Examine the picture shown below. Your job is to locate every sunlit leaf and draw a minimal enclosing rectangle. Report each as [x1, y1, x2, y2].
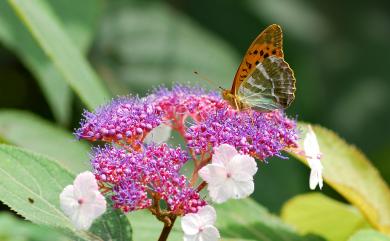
[281, 193, 370, 241]
[348, 229, 390, 241]
[291, 123, 390, 235]
[216, 198, 324, 241]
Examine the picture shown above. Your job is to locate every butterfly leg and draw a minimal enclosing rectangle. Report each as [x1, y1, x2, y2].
[234, 98, 240, 111]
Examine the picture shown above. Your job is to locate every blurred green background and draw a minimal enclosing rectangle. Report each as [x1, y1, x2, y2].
[0, 0, 389, 217]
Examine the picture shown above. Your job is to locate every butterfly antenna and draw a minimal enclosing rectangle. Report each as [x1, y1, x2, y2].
[193, 71, 220, 89]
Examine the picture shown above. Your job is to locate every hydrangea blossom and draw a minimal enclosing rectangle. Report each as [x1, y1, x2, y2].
[75, 84, 299, 240]
[60, 171, 106, 230]
[199, 144, 258, 203]
[181, 205, 220, 241]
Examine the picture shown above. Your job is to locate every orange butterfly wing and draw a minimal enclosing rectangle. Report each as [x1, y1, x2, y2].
[231, 24, 284, 94]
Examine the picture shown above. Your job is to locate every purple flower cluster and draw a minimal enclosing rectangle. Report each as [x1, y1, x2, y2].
[186, 109, 298, 160]
[92, 144, 205, 213]
[76, 84, 298, 217]
[76, 97, 163, 147]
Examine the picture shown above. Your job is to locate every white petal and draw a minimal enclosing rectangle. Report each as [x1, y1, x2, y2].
[303, 126, 320, 159]
[183, 234, 200, 241]
[303, 126, 324, 190]
[60, 185, 78, 217]
[71, 209, 94, 230]
[144, 123, 172, 144]
[309, 159, 323, 190]
[199, 164, 227, 186]
[199, 225, 220, 241]
[73, 171, 99, 200]
[212, 144, 238, 165]
[197, 205, 216, 226]
[208, 179, 235, 203]
[231, 180, 255, 199]
[182, 213, 202, 235]
[228, 154, 258, 181]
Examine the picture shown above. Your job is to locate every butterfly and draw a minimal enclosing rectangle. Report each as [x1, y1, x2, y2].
[221, 24, 296, 112]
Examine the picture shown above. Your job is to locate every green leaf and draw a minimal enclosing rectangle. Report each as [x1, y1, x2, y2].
[90, 202, 132, 241]
[128, 199, 324, 241]
[0, 110, 90, 174]
[93, 0, 239, 95]
[0, 144, 77, 231]
[8, 0, 110, 110]
[128, 210, 183, 241]
[215, 198, 324, 241]
[292, 123, 390, 235]
[0, 213, 69, 241]
[281, 193, 370, 241]
[0, 144, 132, 241]
[348, 229, 390, 241]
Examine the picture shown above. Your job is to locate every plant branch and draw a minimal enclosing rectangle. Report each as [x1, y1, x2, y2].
[158, 216, 177, 241]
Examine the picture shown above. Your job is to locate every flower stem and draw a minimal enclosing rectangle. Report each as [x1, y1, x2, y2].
[196, 181, 207, 192]
[158, 216, 177, 241]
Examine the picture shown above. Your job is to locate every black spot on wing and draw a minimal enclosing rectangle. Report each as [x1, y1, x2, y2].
[245, 61, 252, 69]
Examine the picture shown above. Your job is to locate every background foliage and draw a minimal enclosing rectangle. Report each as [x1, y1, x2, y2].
[0, 0, 389, 240]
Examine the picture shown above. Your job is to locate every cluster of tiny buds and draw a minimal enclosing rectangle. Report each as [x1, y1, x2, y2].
[186, 108, 298, 160]
[76, 97, 163, 146]
[91, 144, 205, 214]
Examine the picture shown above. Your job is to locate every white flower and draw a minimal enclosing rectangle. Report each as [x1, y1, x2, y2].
[144, 123, 172, 144]
[181, 205, 220, 241]
[303, 125, 323, 190]
[60, 171, 106, 230]
[198, 144, 258, 203]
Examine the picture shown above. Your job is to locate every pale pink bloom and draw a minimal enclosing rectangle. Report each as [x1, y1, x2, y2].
[199, 144, 258, 203]
[181, 205, 220, 241]
[60, 171, 106, 230]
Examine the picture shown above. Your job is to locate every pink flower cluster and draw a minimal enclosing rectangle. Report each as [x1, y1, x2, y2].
[152, 85, 225, 124]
